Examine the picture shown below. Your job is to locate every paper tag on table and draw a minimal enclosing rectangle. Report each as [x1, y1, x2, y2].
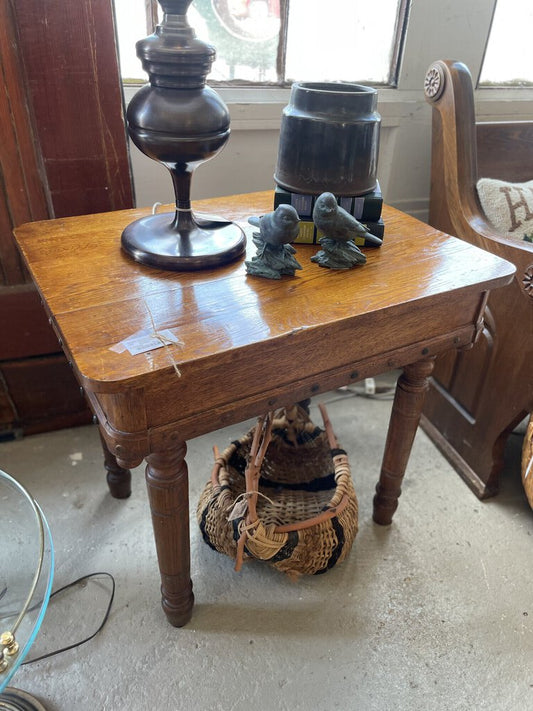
[110, 328, 181, 356]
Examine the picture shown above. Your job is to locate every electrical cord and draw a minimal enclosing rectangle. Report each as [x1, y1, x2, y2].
[21, 572, 115, 666]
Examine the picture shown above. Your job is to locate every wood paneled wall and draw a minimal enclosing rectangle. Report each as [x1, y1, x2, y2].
[0, 0, 134, 438]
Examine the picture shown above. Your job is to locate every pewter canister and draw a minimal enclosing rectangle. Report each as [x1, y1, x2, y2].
[274, 82, 381, 196]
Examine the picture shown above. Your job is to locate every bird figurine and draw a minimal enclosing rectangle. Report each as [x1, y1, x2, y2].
[245, 204, 302, 279]
[311, 192, 382, 269]
[248, 204, 300, 246]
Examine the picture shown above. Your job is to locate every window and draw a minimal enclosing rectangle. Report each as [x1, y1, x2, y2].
[480, 0, 533, 85]
[114, 0, 409, 85]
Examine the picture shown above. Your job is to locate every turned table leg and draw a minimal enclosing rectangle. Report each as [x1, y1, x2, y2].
[145, 442, 194, 627]
[373, 357, 436, 525]
[99, 430, 131, 499]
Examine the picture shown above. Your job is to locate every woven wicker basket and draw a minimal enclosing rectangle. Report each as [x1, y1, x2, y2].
[197, 403, 358, 577]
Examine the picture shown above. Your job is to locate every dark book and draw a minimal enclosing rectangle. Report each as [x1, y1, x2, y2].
[274, 181, 383, 223]
[294, 218, 385, 246]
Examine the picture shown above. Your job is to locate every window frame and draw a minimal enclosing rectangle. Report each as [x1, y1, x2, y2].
[121, 0, 412, 88]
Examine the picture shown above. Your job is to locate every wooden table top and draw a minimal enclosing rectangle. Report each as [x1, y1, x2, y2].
[15, 192, 515, 402]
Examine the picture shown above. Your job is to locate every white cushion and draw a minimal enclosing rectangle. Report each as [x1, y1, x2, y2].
[476, 178, 533, 247]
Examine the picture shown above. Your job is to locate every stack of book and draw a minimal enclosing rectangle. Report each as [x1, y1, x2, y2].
[274, 181, 384, 247]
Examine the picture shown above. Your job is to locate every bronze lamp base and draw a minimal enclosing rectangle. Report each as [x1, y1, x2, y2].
[121, 210, 246, 271]
[122, 0, 247, 272]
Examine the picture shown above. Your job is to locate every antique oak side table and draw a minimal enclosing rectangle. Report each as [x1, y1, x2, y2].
[14, 192, 515, 627]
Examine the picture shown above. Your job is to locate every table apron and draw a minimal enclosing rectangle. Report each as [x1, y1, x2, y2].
[91, 323, 477, 465]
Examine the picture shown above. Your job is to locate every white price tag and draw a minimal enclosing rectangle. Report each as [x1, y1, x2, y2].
[110, 328, 181, 356]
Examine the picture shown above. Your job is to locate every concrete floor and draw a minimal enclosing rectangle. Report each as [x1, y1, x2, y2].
[1, 380, 532, 711]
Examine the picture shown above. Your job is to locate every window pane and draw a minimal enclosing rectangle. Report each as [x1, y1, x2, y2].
[114, 0, 151, 82]
[285, 0, 402, 84]
[194, 0, 280, 81]
[114, 0, 280, 83]
[480, 0, 533, 85]
[114, 0, 403, 84]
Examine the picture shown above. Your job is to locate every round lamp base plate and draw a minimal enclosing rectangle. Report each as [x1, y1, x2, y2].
[121, 212, 247, 271]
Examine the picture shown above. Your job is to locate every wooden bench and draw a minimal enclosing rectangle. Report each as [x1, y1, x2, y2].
[420, 59, 533, 499]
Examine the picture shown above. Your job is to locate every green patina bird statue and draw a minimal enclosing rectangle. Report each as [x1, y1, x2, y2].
[245, 204, 302, 279]
[311, 192, 382, 269]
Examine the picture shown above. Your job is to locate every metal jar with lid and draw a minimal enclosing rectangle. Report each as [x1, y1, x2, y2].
[274, 81, 381, 196]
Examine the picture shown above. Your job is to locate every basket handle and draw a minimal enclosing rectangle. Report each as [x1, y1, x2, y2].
[210, 445, 223, 487]
[318, 402, 339, 449]
[235, 412, 274, 571]
[245, 412, 273, 523]
[234, 405, 351, 569]
[276, 403, 352, 531]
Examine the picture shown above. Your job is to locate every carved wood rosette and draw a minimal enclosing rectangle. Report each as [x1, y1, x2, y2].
[523, 263, 533, 298]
